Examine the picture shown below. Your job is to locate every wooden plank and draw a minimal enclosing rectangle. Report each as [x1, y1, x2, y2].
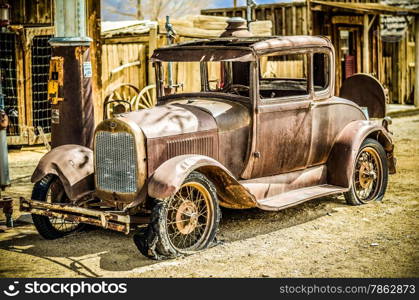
[281, 7, 286, 35]
[103, 36, 150, 44]
[363, 14, 370, 74]
[415, 16, 419, 107]
[101, 44, 108, 100]
[302, 6, 308, 35]
[23, 31, 33, 142]
[14, 28, 28, 145]
[86, 0, 102, 124]
[148, 25, 158, 86]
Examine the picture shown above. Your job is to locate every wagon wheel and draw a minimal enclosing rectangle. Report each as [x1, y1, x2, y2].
[132, 84, 156, 110]
[103, 83, 140, 119]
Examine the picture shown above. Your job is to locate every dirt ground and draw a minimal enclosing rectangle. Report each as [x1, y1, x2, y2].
[0, 115, 418, 278]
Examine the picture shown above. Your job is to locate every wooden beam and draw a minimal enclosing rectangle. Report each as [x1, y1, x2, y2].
[148, 24, 158, 86]
[415, 16, 419, 107]
[363, 14, 370, 74]
[86, 0, 102, 123]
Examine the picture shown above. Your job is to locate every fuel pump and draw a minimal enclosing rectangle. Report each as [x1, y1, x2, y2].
[48, 0, 95, 149]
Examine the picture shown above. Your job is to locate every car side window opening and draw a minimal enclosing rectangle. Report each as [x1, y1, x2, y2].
[158, 61, 251, 98]
[313, 52, 330, 93]
[259, 53, 309, 100]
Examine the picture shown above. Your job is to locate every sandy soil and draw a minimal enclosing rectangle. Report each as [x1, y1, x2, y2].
[0, 115, 418, 278]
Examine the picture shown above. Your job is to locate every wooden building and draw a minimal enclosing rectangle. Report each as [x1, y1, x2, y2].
[202, 0, 419, 105]
[1, 0, 54, 145]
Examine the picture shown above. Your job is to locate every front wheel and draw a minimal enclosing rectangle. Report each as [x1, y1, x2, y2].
[134, 171, 221, 260]
[344, 138, 388, 205]
[31, 174, 83, 239]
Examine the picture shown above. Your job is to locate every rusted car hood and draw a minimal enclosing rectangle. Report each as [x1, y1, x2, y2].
[118, 98, 250, 138]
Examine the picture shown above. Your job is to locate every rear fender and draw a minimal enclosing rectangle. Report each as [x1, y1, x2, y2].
[31, 145, 94, 201]
[148, 155, 257, 209]
[327, 120, 395, 188]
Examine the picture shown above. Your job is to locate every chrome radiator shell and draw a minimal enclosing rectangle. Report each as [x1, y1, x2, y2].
[93, 118, 147, 204]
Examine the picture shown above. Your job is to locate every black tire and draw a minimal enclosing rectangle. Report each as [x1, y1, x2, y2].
[31, 174, 84, 239]
[344, 138, 388, 205]
[134, 171, 221, 260]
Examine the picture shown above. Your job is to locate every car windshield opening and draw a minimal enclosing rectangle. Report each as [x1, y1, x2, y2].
[156, 61, 251, 99]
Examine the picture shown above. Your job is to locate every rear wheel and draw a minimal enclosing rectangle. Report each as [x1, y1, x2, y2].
[344, 138, 388, 205]
[134, 171, 221, 260]
[31, 174, 83, 239]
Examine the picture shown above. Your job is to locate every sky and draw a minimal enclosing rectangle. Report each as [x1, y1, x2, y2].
[102, 0, 292, 21]
[209, 0, 290, 8]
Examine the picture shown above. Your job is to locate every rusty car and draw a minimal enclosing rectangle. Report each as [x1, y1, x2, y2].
[21, 36, 396, 259]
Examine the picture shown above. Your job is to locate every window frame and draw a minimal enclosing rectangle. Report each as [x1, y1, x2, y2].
[312, 49, 333, 101]
[257, 49, 313, 105]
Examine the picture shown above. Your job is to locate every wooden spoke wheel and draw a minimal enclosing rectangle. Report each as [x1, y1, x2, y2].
[133, 84, 156, 110]
[103, 83, 140, 119]
[344, 138, 388, 205]
[133, 172, 221, 259]
[166, 181, 213, 251]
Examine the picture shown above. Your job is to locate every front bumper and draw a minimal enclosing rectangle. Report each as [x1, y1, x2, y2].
[19, 197, 149, 234]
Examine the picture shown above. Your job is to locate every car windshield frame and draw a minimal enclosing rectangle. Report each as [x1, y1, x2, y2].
[153, 47, 256, 101]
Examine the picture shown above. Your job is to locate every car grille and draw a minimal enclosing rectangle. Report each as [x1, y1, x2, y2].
[95, 131, 137, 193]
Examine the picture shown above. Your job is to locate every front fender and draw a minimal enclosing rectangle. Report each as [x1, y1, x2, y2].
[148, 155, 257, 209]
[327, 120, 395, 188]
[31, 144, 94, 201]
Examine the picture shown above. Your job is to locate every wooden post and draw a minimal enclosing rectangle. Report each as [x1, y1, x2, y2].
[363, 14, 370, 74]
[306, 0, 312, 35]
[87, 0, 102, 123]
[148, 24, 158, 86]
[415, 16, 419, 107]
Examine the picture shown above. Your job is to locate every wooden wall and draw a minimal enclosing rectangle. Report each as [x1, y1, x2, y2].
[10, 0, 54, 25]
[382, 23, 416, 104]
[202, 2, 310, 36]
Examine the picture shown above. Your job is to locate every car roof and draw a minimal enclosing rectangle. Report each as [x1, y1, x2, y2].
[159, 36, 332, 54]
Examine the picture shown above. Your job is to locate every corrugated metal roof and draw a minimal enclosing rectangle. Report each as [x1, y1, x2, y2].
[380, 0, 419, 40]
[311, 0, 419, 15]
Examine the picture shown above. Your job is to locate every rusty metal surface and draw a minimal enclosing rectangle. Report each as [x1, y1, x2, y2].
[171, 99, 251, 132]
[152, 47, 255, 62]
[152, 36, 333, 63]
[250, 100, 313, 178]
[147, 154, 257, 209]
[20, 197, 149, 234]
[50, 45, 94, 149]
[339, 73, 387, 118]
[117, 104, 205, 139]
[146, 130, 219, 175]
[257, 184, 348, 211]
[241, 165, 327, 200]
[326, 120, 394, 188]
[31, 144, 94, 201]
[307, 96, 367, 166]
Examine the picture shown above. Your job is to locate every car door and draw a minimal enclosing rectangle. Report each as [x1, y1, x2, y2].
[249, 51, 313, 178]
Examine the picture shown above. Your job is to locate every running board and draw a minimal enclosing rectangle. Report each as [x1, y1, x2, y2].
[256, 185, 348, 211]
